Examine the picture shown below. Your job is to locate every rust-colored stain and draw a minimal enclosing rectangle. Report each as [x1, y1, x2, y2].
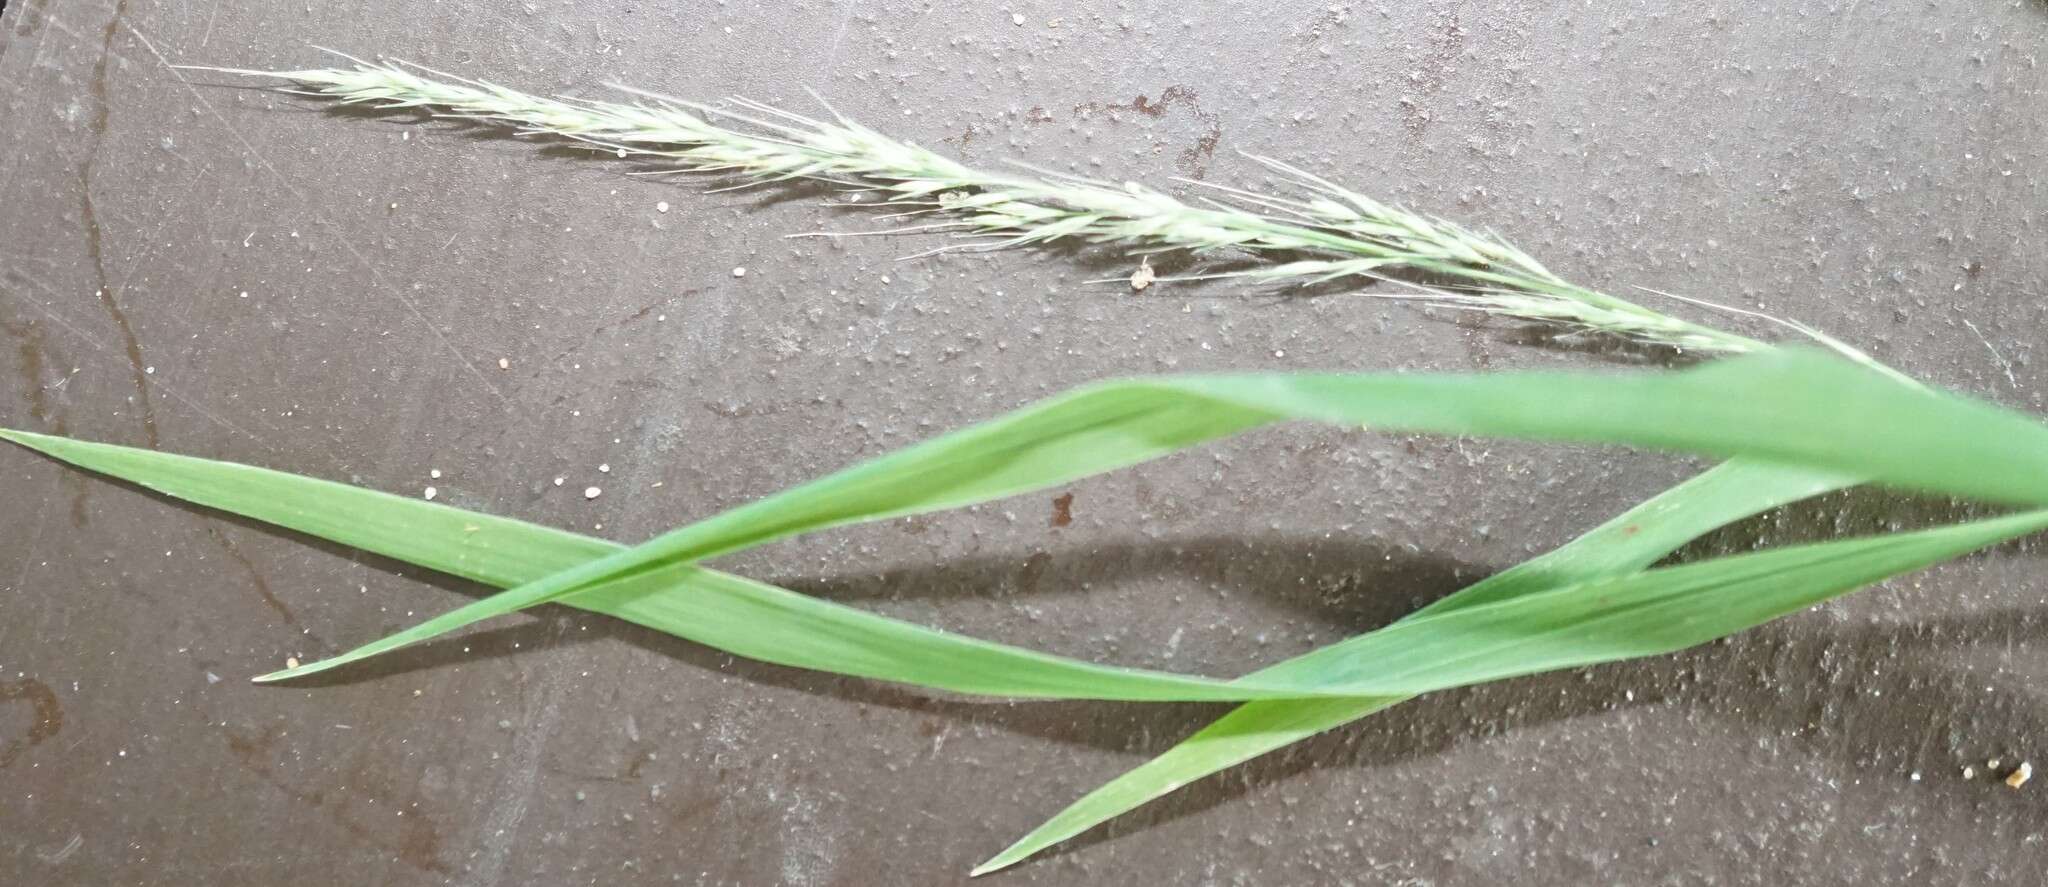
[207, 527, 302, 631]
[1051, 492, 1075, 528]
[1072, 86, 1224, 179]
[0, 679, 63, 769]
[0, 306, 88, 525]
[0, 311, 54, 425]
[224, 724, 448, 872]
[82, 0, 158, 449]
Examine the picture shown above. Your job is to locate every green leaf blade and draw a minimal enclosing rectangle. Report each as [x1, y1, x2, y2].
[973, 458, 1859, 872]
[298, 348, 2048, 681]
[0, 429, 1351, 701]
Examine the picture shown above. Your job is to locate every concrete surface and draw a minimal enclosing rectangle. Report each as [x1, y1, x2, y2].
[4, 1, 2048, 884]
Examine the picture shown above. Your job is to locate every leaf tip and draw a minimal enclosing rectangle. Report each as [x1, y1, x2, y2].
[969, 851, 1023, 877]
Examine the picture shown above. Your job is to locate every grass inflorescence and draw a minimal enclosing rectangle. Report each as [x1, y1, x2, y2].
[185, 55, 1805, 359]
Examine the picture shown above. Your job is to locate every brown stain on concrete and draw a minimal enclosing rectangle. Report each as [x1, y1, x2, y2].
[1050, 492, 1075, 528]
[224, 724, 448, 873]
[1072, 86, 1225, 179]
[0, 678, 63, 769]
[83, 0, 157, 449]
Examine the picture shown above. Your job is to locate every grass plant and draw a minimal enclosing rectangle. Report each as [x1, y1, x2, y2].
[6, 56, 2038, 875]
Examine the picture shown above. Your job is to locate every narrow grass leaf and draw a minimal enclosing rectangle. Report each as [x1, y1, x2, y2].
[273, 348, 2048, 681]
[973, 459, 1859, 873]
[0, 429, 1399, 701]
[7, 429, 2034, 708]
[980, 507, 2048, 870]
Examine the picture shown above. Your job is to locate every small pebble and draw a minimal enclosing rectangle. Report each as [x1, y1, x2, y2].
[553, 477, 565, 486]
[2009, 762, 2034, 789]
[598, 463, 611, 473]
[1012, 12, 1026, 25]
[285, 656, 300, 669]
[423, 486, 438, 500]
[498, 358, 510, 370]
[732, 266, 747, 278]
[1129, 257, 1155, 291]
[429, 469, 442, 479]
[656, 201, 670, 213]
[584, 486, 603, 500]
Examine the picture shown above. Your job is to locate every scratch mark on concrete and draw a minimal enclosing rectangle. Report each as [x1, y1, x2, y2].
[1962, 318, 2019, 389]
[821, 1, 857, 77]
[461, 657, 568, 887]
[0, 284, 266, 442]
[124, 23, 518, 413]
[199, 0, 219, 48]
[34, 834, 82, 865]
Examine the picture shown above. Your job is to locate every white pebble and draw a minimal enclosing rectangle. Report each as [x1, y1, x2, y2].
[598, 463, 611, 473]
[498, 358, 510, 370]
[732, 266, 747, 278]
[584, 486, 603, 500]
[1012, 12, 1026, 25]
[656, 201, 670, 213]
[553, 477, 565, 486]
[423, 486, 437, 500]
[429, 469, 442, 479]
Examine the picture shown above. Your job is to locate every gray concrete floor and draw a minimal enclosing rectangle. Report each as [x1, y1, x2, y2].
[5, 1, 2048, 884]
